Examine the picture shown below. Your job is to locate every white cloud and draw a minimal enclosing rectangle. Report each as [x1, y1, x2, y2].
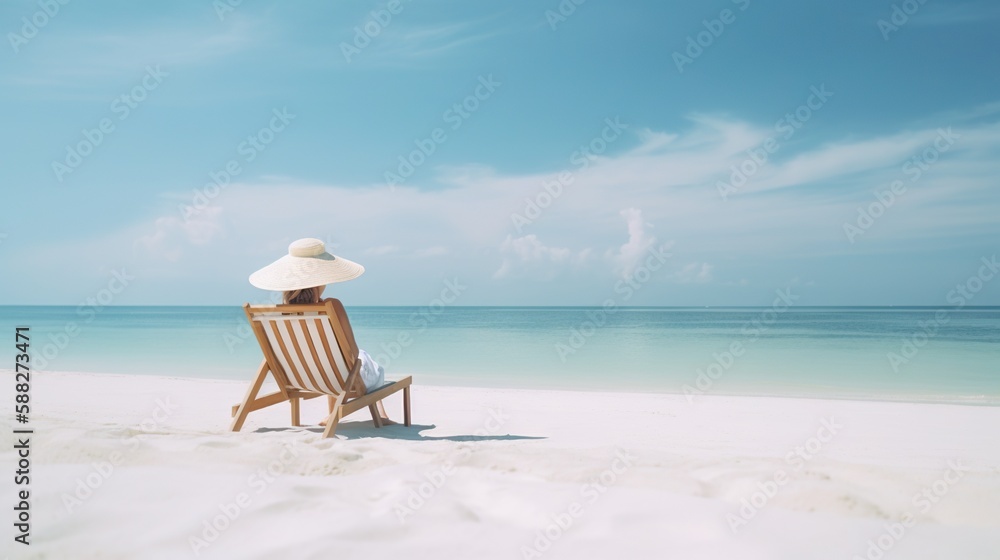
[413, 246, 449, 257]
[15, 109, 1000, 303]
[347, 18, 510, 64]
[740, 129, 952, 194]
[134, 206, 224, 262]
[671, 262, 714, 284]
[612, 208, 656, 278]
[494, 235, 589, 279]
[364, 245, 399, 256]
[4, 16, 267, 93]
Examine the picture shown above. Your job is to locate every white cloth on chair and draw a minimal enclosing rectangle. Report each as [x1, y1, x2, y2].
[357, 349, 385, 392]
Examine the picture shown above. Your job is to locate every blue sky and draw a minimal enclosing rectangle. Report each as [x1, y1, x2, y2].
[1, 0, 998, 306]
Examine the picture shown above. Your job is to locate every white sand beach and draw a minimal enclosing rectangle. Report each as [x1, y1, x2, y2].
[4, 370, 1000, 559]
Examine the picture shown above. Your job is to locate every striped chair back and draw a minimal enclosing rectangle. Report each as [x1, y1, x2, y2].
[246, 305, 358, 396]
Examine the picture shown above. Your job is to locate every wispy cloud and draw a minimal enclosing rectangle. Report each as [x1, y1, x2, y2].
[413, 246, 449, 257]
[134, 206, 225, 262]
[2, 16, 267, 93]
[365, 245, 400, 256]
[392, 20, 505, 58]
[494, 234, 590, 279]
[11, 105, 1000, 302]
[329, 15, 512, 67]
[671, 262, 714, 284]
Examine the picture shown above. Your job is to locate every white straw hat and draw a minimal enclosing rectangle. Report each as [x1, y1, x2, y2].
[249, 238, 365, 291]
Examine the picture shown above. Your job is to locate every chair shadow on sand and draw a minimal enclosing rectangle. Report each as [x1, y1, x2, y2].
[254, 422, 547, 442]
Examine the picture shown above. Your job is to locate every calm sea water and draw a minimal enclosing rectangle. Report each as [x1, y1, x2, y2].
[2, 306, 998, 405]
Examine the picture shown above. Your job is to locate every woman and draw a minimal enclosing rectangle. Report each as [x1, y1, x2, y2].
[249, 237, 392, 424]
[282, 283, 386, 395]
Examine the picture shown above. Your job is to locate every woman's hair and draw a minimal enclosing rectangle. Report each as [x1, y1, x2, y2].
[283, 287, 321, 305]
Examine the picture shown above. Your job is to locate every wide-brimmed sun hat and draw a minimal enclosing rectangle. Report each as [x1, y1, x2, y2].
[249, 238, 365, 291]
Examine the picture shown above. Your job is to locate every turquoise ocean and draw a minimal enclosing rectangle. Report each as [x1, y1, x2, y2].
[2, 306, 998, 405]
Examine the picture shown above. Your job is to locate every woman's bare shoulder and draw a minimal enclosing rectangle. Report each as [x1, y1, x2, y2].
[320, 297, 347, 310]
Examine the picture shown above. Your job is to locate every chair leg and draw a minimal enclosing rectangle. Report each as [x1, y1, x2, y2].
[290, 397, 301, 427]
[230, 360, 269, 432]
[403, 386, 411, 427]
[322, 394, 346, 438]
[369, 405, 383, 428]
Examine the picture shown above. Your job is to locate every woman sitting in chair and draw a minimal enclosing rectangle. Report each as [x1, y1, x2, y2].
[249, 237, 392, 425]
[282, 284, 386, 394]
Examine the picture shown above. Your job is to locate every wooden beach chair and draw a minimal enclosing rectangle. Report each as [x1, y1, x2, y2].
[230, 300, 412, 438]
